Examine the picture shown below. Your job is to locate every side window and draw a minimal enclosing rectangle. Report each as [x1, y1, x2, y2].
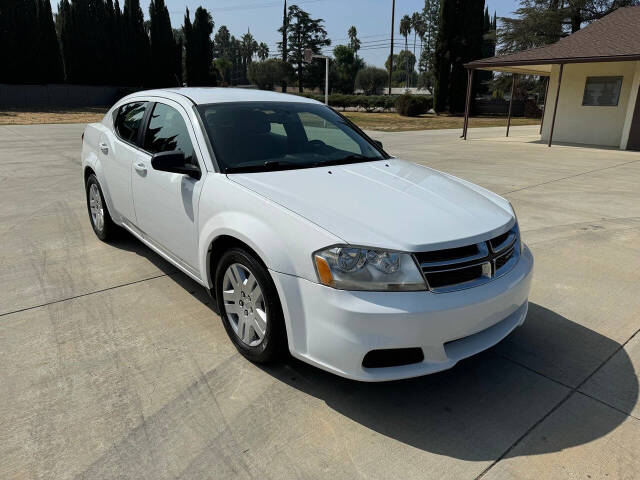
[114, 102, 147, 144]
[144, 103, 196, 163]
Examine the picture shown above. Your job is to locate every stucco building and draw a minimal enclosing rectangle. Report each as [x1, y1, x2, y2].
[464, 6, 640, 151]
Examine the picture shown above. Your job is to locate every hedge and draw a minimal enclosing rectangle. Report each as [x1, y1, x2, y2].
[296, 93, 432, 113]
[394, 94, 433, 116]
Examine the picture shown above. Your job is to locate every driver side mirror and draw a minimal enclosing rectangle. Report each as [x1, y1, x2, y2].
[373, 140, 383, 150]
[151, 151, 201, 180]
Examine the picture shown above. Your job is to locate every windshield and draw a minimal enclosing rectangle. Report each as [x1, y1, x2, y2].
[196, 101, 386, 173]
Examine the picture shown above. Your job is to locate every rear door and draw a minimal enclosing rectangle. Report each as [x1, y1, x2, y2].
[131, 100, 204, 272]
[101, 101, 149, 222]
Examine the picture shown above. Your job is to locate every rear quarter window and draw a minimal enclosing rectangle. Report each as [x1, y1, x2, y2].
[114, 102, 147, 145]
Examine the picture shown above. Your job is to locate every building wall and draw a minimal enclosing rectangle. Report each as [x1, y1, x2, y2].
[620, 61, 640, 149]
[541, 61, 639, 147]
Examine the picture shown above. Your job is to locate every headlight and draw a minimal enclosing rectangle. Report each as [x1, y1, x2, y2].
[313, 246, 427, 291]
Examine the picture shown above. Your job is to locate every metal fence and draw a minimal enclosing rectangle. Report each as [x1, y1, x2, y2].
[0, 84, 138, 108]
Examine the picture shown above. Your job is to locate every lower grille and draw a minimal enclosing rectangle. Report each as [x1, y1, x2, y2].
[362, 348, 424, 368]
[425, 264, 485, 289]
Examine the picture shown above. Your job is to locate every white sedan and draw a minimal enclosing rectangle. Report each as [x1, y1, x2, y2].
[81, 88, 533, 381]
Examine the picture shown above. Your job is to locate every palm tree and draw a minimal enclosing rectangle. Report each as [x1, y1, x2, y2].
[348, 26, 360, 59]
[411, 12, 422, 58]
[240, 31, 259, 72]
[399, 14, 412, 88]
[257, 42, 269, 61]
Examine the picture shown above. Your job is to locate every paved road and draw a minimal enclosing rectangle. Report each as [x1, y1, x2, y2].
[1, 123, 639, 479]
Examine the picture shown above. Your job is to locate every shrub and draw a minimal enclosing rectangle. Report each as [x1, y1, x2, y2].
[354, 67, 388, 95]
[395, 94, 433, 116]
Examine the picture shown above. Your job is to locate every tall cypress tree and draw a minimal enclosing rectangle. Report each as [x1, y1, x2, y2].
[433, 0, 485, 113]
[183, 8, 194, 85]
[36, 0, 64, 83]
[123, 0, 149, 86]
[149, 0, 179, 87]
[184, 7, 214, 86]
[3, 0, 40, 83]
[433, 0, 454, 112]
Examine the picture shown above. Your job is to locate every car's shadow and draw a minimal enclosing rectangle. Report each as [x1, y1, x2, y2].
[114, 234, 638, 461]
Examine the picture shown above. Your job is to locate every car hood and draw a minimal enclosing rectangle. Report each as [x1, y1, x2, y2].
[228, 159, 514, 251]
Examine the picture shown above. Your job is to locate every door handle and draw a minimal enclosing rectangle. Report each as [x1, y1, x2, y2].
[98, 142, 108, 154]
[134, 162, 147, 174]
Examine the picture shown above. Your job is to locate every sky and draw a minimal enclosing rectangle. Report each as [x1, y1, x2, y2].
[57, 0, 521, 67]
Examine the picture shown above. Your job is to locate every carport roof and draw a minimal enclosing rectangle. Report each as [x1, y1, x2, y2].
[465, 6, 640, 75]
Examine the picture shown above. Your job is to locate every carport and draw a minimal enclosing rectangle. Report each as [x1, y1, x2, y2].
[461, 6, 640, 150]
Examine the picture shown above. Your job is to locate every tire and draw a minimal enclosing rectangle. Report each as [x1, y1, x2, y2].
[215, 247, 287, 363]
[85, 173, 119, 242]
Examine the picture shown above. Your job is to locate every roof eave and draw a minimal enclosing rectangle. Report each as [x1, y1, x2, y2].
[465, 54, 640, 71]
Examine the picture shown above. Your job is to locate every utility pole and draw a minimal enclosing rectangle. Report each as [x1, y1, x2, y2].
[388, 0, 395, 95]
[281, 0, 288, 92]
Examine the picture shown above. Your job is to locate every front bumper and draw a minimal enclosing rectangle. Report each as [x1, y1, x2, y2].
[271, 244, 534, 381]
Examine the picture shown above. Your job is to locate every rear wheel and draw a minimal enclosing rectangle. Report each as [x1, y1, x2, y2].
[215, 247, 286, 363]
[85, 174, 118, 242]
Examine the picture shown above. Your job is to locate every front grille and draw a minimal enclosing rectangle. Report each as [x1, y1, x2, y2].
[416, 224, 520, 293]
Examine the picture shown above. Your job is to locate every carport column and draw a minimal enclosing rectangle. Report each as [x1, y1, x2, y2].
[506, 74, 516, 137]
[548, 64, 564, 147]
[462, 69, 474, 140]
[539, 76, 550, 135]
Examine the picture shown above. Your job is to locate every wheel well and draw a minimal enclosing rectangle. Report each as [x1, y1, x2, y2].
[208, 235, 267, 291]
[84, 166, 95, 184]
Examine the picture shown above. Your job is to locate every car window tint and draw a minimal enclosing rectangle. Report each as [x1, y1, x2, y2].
[114, 102, 147, 144]
[298, 112, 361, 154]
[144, 103, 195, 163]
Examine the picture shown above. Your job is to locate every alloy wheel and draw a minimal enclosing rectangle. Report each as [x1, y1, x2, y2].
[222, 263, 267, 346]
[89, 183, 104, 232]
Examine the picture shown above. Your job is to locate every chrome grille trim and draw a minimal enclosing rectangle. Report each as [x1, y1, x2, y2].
[416, 224, 520, 293]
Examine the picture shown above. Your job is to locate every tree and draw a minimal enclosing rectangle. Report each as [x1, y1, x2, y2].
[347, 26, 360, 59]
[433, 0, 485, 113]
[258, 42, 269, 61]
[123, 0, 150, 86]
[248, 58, 292, 90]
[399, 14, 412, 86]
[36, 0, 64, 83]
[240, 31, 259, 80]
[183, 7, 214, 86]
[214, 25, 232, 58]
[421, 0, 440, 75]
[149, 0, 180, 87]
[278, 0, 288, 92]
[411, 12, 423, 59]
[215, 57, 232, 85]
[282, 5, 330, 92]
[499, 0, 638, 54]
[355, 66, 387, 95]
[331, 44, 364, 93]
[385, 50, 417, 87]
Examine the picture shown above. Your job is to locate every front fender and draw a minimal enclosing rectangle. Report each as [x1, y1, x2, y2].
[197, 175, 343, 288]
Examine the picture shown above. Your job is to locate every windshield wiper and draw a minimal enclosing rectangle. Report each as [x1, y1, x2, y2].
[311, 154, 377, 168]
[225, 160, 299, 174]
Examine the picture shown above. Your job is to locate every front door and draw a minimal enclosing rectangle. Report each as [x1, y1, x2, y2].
[627, 84, 640, 151]
[131, 100, 204, 272]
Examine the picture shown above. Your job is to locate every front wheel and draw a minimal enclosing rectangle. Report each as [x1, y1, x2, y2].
[215, 248, 287, 363]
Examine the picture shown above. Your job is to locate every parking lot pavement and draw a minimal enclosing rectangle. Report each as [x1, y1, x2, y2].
[1, 123, 639, 480]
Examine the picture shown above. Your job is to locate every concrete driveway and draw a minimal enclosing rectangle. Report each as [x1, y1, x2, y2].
[1, 123, 639, 480]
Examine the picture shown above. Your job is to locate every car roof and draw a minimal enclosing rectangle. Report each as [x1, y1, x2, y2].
[133, 87, 322, 106]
